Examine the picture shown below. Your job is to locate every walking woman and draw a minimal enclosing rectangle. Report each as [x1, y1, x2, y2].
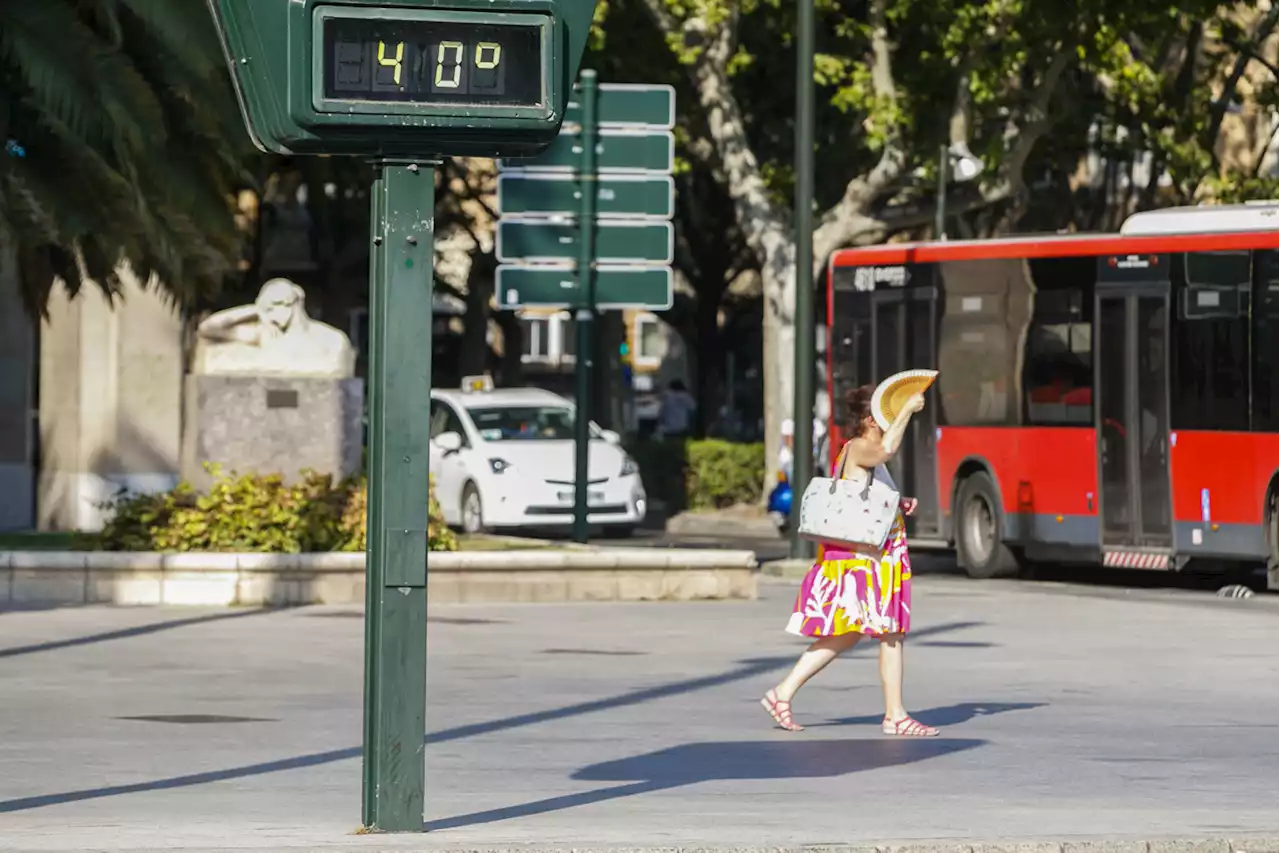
[761, 383, 938, 737]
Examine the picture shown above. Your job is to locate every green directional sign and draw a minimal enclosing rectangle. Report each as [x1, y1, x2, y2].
[563, 83, 675, 129]
[497, 264, 673, 309]
[500, 129, 674, 172]
[498, 173, 674, 218]
[497, 220, 673, 263]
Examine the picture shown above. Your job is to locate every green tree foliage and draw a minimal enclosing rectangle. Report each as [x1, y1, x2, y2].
[587, 0, 1276, 476]
[0, 1, 250, 314]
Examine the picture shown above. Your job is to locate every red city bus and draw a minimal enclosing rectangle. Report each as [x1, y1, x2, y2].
[825, 204, 1279, 587]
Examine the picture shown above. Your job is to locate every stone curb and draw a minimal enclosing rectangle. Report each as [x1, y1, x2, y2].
[23, 836, 1276, 853]
[0, 548, 759, 608]
[760, 556, 814, 579]
[665, 510, 781, 539]
[0, 548, 759, 572]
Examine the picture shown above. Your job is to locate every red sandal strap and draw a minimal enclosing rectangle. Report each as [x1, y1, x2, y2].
[891, 716, 934, 735]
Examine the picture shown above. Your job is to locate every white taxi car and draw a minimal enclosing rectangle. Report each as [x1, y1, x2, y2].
[428, 385, 646, 536]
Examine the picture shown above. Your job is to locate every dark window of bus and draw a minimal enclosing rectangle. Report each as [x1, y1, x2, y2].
[1253, 249, 1279, 432]
[828, 269, 873, 432]
[1171, 250, 1251, 432]
[1022, 256, 1095, 426]
[935, 258, 1034, 426]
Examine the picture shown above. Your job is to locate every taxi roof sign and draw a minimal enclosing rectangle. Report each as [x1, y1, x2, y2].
[461, 375, 495, 393]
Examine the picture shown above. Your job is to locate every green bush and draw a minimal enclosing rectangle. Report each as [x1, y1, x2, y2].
[685, 439, 766, 509]
[99, 466, 457, 553]
[628, 438, 765, 512]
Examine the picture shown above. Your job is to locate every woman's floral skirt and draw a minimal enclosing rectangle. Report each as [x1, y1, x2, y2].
[786, 512, 912, 637]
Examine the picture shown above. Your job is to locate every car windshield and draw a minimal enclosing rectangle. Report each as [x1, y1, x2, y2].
[468, 405, 578, 442]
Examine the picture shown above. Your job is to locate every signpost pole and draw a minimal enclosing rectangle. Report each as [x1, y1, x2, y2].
[789, 0, 816, 559]
[571, 69, 599, 544]
[362, 160, 433, 832]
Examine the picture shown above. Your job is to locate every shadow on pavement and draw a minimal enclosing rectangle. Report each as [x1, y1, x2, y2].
[0, 608, 276, 660]
[916, 640, 997, 648]
[425, 737, 985, 831]
[812, 701, 1046, 729]
[0, 619, 983, 814]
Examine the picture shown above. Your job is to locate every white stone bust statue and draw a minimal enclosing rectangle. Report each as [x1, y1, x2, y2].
[194, 278, 355, 379]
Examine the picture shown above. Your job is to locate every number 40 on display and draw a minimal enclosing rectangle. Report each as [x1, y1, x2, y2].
[376, 40, 501, 89]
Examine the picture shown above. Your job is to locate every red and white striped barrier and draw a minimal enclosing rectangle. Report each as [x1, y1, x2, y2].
[1102, 550, 1172, 570]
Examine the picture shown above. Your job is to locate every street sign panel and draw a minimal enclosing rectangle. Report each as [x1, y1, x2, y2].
[499, 129, 674, 173]
[497, 220, 673, 263]
[562, 83, 675, 129]
[497, 264, 673, 309]
[497, 173, 674, 219]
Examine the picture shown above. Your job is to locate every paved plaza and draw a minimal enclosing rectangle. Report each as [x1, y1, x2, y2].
[0, 573, 1275, 851]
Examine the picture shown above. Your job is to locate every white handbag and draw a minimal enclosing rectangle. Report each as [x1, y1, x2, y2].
[797, 449, 900, 550]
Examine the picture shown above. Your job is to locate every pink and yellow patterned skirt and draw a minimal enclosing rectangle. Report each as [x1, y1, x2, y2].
[786, 512, 912, 637]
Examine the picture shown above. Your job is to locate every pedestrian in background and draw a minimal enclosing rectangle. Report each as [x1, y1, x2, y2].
[658, 379, 696, 440]
[761, 383, 937, 737]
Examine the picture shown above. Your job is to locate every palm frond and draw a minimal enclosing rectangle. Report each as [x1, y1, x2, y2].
[1, 0, 250, 314]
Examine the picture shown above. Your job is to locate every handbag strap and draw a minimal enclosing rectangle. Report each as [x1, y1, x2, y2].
[835, 443, 876, 501]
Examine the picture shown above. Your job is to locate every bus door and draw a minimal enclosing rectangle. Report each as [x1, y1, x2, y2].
[1095, 263, 1174, 554]
[869, 283, 942, 539]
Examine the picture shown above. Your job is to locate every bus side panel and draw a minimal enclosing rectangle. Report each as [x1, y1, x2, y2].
[938, 426, 1098, 545]
[1169, 430, 1278, 560]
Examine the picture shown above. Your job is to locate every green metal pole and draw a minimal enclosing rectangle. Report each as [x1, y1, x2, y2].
[935, 143, 948, 239]
[572, 69, 598, 544]
[362, 160, 434, 832]
[789, 0, 816, 559]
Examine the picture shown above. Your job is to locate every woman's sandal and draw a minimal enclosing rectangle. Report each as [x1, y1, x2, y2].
[761, 689, 804, 732]
[882, 715, 939, 737]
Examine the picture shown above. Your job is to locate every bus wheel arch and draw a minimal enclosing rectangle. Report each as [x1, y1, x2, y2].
[948, 457, 1006, 540]
[951, 462, 1021, 580]
[1266, 473, 1278, 585]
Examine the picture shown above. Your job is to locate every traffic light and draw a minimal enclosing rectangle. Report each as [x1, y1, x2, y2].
[620, 340, 632, 389]
[207, 0, 597, 158]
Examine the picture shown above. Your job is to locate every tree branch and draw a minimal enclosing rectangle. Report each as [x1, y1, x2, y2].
[950, 63, 974, 146]
[1006, 45, 1073, 179]
[640, 0, 790, 277]
[811, 0, 907, 274]
[1205, 5, 1279, 164]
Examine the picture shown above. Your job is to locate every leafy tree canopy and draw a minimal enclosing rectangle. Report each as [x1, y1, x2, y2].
[0, 0, 251, 314]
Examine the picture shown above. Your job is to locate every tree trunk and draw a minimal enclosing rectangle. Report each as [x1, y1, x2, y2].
[493, 311, 523, 386]
[459, 250, 495, 377]
[692, 291, 722, 437]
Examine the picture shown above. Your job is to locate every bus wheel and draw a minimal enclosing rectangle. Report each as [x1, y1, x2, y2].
[955, 472, 1020, 579]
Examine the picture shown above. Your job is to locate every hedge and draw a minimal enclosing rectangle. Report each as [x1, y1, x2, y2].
[99, 466, 457, 553]
[629, 439, 766, 512]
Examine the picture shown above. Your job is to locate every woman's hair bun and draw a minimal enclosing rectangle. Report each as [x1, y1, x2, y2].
[844, 384, 875, 430]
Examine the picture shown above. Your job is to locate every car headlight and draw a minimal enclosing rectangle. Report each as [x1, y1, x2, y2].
[619, 454, 638, 477]
[489, 458, 514, 475]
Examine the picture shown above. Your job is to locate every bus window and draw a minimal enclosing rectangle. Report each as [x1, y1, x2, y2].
[1253, 249, 1279, 433]
[1022, 257, 1095, 426]
[935, 258, 1033, 426]
[1171, 250, 1251, 432]
[829, 279, 873, 428]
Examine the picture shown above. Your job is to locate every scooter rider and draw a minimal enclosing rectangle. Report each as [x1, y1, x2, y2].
[779, 418, 797, 482]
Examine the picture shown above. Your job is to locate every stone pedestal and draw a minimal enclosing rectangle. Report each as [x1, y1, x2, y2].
[182, 375, 363, 489]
